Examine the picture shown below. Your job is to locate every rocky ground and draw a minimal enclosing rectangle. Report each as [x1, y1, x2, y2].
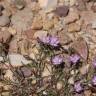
[0, 0, 96, 96]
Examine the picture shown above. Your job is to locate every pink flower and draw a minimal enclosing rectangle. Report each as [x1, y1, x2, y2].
[49, 36, 59, 47]
[69, 54, 80, 63]
[52, 55, 63, 65]
[92, 75, 96, 86]
[74, 81, 83, 93]
[39, 35, 59, 47]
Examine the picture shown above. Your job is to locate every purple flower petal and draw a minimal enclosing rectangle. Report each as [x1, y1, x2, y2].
[52, 55, 63, 65]
[49, 36, 59, 47]
[92, 75, 96, 86]
[74, 82, 83, 93]
[69, 54, 80, 63]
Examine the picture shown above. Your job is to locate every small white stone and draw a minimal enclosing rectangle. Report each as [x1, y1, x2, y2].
[34, 30, 48, 39]
[8, 53, 31, 67]
[4, 70, 14, 81]
[0, 15, 10, 26]
[80, 64, 90, 75]
[92, 20, 96, 29]
[0, 56, 3, 61]
[38, 0, 58, 13]
[56, 81, 63, 90]
[70, 70, 75, 75]
[42, 64, 52, 77]
[70, 0, 76, 6]
[68, 77, 74, 85]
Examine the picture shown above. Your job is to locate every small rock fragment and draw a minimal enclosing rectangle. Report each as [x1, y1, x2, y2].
[11, 8, 33, 31]
[54, 5, 69, 17]
[43, 19, 54, 30]
[8, 27, 16, 35]
[91, 3, 96, 13]
[58, 31, 72, 45]
[2, 9, 12, 17]
[68, 77, 74, 84]
[76, 0, 87, 11]
[68, 23, 81, 32]
[4, 70, 14, 81]
[32, 16, 43, 30]
[0, 31, 12, 43]
[84, 90, 92, 96]
[31, 78, 37, 84]
[2, 92, 10, 96]
[34, 30, 48, 39]
[13, 0, 26, 10]
[56, 81, 63, 90]
[0, 56, 3, 61]
[42, 64, 52, 77]
[64, 8, 80, 24]
[80, 64, 90, 75]
[21, 67, 32, 77]
[70, 0, 76, 6]
[92, 20, 96, 29]
[9, 39, 18, 53]
[81, 10, 96, 26]
[72, 37, 88, 61]
[29, 47, 39, 60]
[8, 53, 32, 67]
[38, 0, 58, 13]
[25, 29, 36, 40]
[0, 15, 10, 26]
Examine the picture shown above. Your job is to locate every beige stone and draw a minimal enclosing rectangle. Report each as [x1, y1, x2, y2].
[68, 77, 74, 84]
[56, 81, 63, 90]
[43, 19, 54, 30]
[64, 8, 80, 24]
[32, 16, 43, 30]
[8, 27, 16, 35]
[38, 0, 57, 13]
[80, 64, 90, 75]
[34, 30, 48, 39]
[68, 23, 81, 32]
[42, 64, 52, 77]
[4, 70, 14, 81]
[70, 0, 76, 6]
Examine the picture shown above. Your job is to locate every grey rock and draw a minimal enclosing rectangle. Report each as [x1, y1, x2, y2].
[92, 20, 96, 29]
[39, 0, 58, 13]
[54, 5, 69, 17]
[8, 53, 32, 67]
[2, 9, 12, 17]
[21, 67, 32, 77]
[12, 0, 26, 10]
[0, 15, 10, 26]
[11, 8, 33, 32]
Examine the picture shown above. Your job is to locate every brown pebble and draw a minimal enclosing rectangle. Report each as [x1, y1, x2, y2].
[21, 67, 32, 77]
[54, 5, 69, 17]
[68, 23, 81, 32]
[91, 3, 96, 12]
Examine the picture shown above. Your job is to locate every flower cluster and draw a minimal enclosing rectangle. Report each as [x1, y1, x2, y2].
[38, 35, 96, 94]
